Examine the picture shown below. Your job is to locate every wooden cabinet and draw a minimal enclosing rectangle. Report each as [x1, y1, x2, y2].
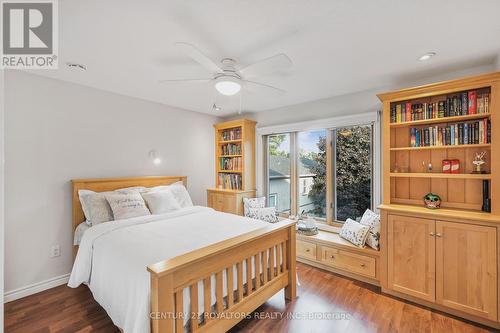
[435, 220, 497, 321]
[296, 231, 380, 285]
[387, 215, 436, 302]
[207, 189, 255, 215]
[385, 213, 499, 324]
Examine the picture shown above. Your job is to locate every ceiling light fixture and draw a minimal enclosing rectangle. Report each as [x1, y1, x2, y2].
[215, 76, 241, 96]
[418, 52, 436, 61]
[66, 62, 87, 71]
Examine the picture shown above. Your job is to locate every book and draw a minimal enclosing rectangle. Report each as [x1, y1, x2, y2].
[468, 91, 477, 114]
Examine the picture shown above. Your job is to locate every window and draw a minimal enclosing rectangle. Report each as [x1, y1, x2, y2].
[268, 193, 278, 208]
[264, 124, 373, 224]
[334, 125, 372, 221]
[266, 134, 291, 214]
[298, 130, 327, 218]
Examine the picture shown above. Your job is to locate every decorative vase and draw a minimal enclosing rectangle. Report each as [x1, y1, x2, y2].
[423, 193, 441, 209]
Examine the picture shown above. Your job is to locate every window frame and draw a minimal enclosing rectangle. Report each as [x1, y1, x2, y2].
[257, 112, 380, 226]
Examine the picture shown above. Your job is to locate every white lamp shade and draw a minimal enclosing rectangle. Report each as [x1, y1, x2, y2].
[215, 78, 241, 96]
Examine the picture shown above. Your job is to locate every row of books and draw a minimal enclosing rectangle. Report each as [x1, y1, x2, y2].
[220, 127, 242, 141]
[220, 143, 241, 156]
[219, 157, 242, 171]
[391, 90, 490, 123]
[218, 173, 242, 190]
[410, 120, 491, 147]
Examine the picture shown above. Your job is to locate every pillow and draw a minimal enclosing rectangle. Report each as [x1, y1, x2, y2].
[78, 190, 114, 225]
[243, 197, 266, 217]
[248, 207, 278, 223]
[359, 209, 381, 250]
[146, 182, 193, 208]
[115, 186, 148, 194]
[142, 190, 181, 214]
[105, 192, 151, 220]
[339, 218, 370, 248]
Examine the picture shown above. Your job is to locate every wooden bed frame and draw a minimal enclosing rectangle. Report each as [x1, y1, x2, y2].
[71, 176, 297, 333]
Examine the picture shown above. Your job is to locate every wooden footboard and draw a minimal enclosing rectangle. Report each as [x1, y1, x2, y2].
[147, 220, 296, 333]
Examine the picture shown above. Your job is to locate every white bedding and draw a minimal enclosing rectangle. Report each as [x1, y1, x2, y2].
[68, 206, 276, 333]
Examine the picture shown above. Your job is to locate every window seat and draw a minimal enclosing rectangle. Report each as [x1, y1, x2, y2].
[296, 230, 380, 285]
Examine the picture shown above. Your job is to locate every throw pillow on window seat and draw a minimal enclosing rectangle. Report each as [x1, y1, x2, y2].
[339, 218, 370, 248]
[359, 209, 381, 250]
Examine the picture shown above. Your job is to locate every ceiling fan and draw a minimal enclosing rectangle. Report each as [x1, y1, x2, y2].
[160, 42, 292, 97]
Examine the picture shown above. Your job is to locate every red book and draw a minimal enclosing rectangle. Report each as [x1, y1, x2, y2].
[406, 102, 411, 122]
[468, 91, 477, 114]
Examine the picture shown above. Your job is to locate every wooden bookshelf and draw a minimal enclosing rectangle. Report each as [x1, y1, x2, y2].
[379, 73, 497, 213]
[377, 72, 500, 328]
[207, 119, 256, 215]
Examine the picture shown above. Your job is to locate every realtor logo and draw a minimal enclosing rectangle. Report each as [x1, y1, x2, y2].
[1, 0, 58, 68]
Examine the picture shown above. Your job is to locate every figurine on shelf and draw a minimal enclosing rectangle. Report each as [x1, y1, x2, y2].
[472, 151, 487, 174]
[423, 193, 441, 209]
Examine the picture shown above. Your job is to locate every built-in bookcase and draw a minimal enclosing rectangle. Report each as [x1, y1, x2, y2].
[213, 119, 256, 191]
[379, 72, 500, 215]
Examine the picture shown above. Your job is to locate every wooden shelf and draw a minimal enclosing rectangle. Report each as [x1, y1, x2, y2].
[390, 143, 491, 151]
[218, 139, 242, 144]
[217, 169, 242, 173]
[219, 155, 242, 157]
[389, 113, 490, 128]
[390, 172, 491, 180]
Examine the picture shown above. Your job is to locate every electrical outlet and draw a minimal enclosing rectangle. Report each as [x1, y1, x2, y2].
[51, 245, 61, 258]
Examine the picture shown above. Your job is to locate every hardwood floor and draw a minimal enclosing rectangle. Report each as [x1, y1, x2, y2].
[5, 263, 496, 333]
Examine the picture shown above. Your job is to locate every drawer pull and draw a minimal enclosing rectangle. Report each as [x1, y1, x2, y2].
[429, 232, 435, 236]
[306, 249, 310, 252]
[330, 255, 335, 259]
[360, 263, 366, 267]
[436, 233, 442, 237]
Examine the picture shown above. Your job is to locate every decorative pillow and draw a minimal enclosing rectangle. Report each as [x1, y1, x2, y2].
[142, 190, 181, 214]
[105, 192, 151, 220]
[248, 207, 278, 223]
[168, 183, 193, 207]
[243, 197, 266, 217]
[78, 190, 114, 225]
[339, 218, 370, 248]
[359, 209, 381, 250]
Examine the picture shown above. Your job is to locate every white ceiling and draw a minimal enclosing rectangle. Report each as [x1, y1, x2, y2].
[28, 0, 500, 116]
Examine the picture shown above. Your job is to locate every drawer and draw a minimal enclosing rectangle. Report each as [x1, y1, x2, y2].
[320, 246, 376, 278]
[297, 240, 317, 260]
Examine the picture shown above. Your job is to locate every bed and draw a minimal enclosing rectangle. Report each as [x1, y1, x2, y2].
[69, 176, 297, 333]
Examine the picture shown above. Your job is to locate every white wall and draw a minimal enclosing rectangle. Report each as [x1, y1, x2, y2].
[4, 71, 219, 295]
[229, 63, 497, 127]
[0, 69, 5, 328]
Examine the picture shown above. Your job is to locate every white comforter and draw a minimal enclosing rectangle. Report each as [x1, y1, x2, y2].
[68, 206, 272, 333]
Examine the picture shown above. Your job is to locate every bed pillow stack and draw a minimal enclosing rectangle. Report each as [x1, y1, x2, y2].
[339, 209, 381, 250]
[78, 182, 193, 225]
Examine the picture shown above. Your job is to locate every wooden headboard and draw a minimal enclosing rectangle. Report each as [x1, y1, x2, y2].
[71, 176, 187, 256]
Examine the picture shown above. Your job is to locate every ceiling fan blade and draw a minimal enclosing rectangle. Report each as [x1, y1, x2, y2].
[239, 53, 292, 79]
[159, 78, 212, 84]
[175, 42, 221, 73]
[243, 80, 286, 94]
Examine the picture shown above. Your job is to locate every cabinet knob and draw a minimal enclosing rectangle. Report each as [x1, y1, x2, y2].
[436, 233, 442, 237]
[330, 255, 335, 259]
[306, 249, 310, 252]
[360, 263, 366, 267]
[429, 232, 435, 236]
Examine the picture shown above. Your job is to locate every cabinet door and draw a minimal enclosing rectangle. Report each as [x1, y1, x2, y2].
[387, 215, 435, 302]
[222, 194, 237, 214]
[436, 221, 497, 321]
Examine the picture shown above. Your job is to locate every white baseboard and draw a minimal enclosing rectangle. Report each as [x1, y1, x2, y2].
[4, 273, 70, 303]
